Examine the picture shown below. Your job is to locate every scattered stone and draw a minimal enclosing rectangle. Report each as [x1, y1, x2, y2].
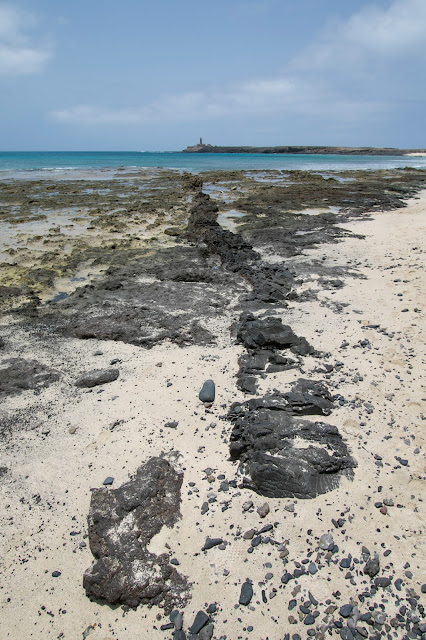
[319, 533, 334, 550]
[103, 477, 114, 486]
[189, 611, 210, 635]
[165, 421, 179, 429]
[75, 368, 119, 388]
[257, 503, 270, 518]
[339, 604, 353, 618]
[202, 537, 223, 551]
[52, 571, 61, 578]
[199, 380, 215, 403]
[364, 554, 380, 578]
[239, 580, 253, 605]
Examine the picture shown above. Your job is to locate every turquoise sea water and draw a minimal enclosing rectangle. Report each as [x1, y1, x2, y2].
[1, 151, 426, 179]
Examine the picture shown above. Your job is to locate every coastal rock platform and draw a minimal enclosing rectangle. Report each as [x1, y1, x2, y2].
[0, 167, 425, 639]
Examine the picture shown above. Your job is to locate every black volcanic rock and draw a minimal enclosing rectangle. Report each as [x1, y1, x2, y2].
[83, 457, 189, 611]
[0, 358, 60, 397]
[228, 394, 355, 498]
[235, 314, 314, 355]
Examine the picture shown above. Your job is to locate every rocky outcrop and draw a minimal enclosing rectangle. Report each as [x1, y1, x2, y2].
[235, 313, 314, 355]
[228, 393, 356, 499]
[83, 457, 189, 611]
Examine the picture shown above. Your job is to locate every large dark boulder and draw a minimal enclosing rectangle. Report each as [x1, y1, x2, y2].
[228, 394, 355, 498]
[83, 457, 189, 611]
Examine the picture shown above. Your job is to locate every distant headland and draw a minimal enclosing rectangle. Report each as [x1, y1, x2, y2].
[183, 141, 426, 156]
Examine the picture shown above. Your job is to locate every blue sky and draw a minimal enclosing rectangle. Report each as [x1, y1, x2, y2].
[0, 0, 425, 150]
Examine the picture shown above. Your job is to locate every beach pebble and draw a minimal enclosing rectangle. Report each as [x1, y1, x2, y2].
[189, 611, 210, 634]
[52, 571, 61, 578]
[363, 554, 380, 577]
[202, 537, 223, 551]
[75, 368, 119, 388]
[339, 604, 353, 618]
[257, 502, 270, 518]
[319, 533, 334, 550]
[198, 623, 214, 640]
[103, 477, 114, 486]
[199, 380, 215, 402]
[242, 500, 253, 511]
[239, 580, 253, 605]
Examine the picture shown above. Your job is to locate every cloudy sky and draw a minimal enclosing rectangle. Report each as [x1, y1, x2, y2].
[1, 0, 425, 150]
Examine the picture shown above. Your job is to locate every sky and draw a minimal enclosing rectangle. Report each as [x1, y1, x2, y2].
[0, 0, 425, 150]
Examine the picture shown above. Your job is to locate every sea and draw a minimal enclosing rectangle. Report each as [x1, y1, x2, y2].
[1, 151, 426, 180]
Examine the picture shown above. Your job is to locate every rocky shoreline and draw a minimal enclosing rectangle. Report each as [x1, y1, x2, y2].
[183, 144, 426, 156]
[0, 167, 425, 639]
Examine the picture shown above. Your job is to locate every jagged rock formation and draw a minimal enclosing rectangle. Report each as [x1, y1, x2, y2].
[228, 390, 356, 499]
[83, 457, 189, 611]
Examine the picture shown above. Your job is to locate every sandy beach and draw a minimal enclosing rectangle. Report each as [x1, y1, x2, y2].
[0, 169, 425, 640]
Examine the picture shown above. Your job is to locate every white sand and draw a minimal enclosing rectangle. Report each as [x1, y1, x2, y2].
[0, 193, 425, 639]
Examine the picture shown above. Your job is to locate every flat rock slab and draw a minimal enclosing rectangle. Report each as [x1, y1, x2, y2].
[228, 395, 356, 498]
[0, 358, 60, 397]
[75, 368, 119, 388]
[83, 457, 189, 611]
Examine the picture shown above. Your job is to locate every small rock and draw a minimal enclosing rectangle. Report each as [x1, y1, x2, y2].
[364, 554, 380, 577]
[199, 380, 215, 403]
[239, 580, 253, 605]
[319, 533, 334, 550]
[242, 500, 253, 511]
[339, 604, 353, 618]
[199, 623, 214, 640]
[202, 537, 223, 551]
[52, 571, 61, 578]
[189, 611, 209, 635]
[257, 503, 270, 518]
[103, 477, 114, 486]
[75, 368, 119, 388]
[165, 421, 179, 429]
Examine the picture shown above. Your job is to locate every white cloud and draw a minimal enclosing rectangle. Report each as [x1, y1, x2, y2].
[293, 0, 426, 70]
[0, 3, 52, 74]
[51, 77, 298, 125]
[50, 0, 424, 127]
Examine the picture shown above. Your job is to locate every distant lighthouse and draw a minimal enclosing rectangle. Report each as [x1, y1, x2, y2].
[200, 137, 203, 145]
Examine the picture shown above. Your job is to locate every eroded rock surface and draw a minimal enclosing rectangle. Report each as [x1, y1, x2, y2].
[0, 358, 60, 397]
[235, 313, 314, 355]
[83, 457, 189, 611]
[228, 394, 355, 498]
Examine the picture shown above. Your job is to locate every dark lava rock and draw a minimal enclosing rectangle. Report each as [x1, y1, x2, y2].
[228, 395, 355, 498]
[83, 457, 189, 611]
[189, 610, 210, 634]
[199, 380, 215, 402]
[0, 358, 60, 397]
[239, 580, 254, 605]
[364, 554, 380, 578]
[278, 378, 334, 416]
[236, 314, 314, 355]
[75, 368, 119, 388]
